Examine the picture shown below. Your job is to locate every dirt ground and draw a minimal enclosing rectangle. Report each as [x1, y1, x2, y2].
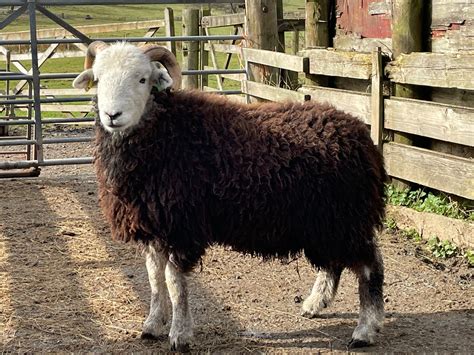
[1, 127, 473, 353]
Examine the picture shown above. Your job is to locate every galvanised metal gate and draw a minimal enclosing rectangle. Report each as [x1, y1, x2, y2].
[0, 0, 245, 177]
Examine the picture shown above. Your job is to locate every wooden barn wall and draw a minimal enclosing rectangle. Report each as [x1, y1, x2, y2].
[329, 1, 473, 159]
[431, 0, 474, 53]
[333, 1, 473, 54]
[429, 1, 473, 159]
[334, 0, 392, 53]
[430, 0, 473, 123]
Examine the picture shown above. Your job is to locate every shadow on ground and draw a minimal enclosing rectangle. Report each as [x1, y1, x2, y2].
[1, 175, 472, 352]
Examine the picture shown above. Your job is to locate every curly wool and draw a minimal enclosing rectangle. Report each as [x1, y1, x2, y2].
[94, 90, 386, 272]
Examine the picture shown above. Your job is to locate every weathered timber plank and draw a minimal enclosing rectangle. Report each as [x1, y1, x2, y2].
[298, 85, 371, 124]
[302, 48, 372, 79]
[0, 20, 165, 40]
[368, 1, 391, 15]
[242, 48, 308, 72]
[384, 142, 474, 199]
[201, 13, 245, 28]
[385, 52, 474, 90]
[432, 0, 474, 28]
[385, 97, 474, 147]
[334, 33, 393, 54]
[432, 23, 474, 53]
[431, 87, 474, 108]
[242, 80, 310, 102]
[388, 205, 474, 249]
[371, 48, 383, 149]
[203, 43, 241, 54]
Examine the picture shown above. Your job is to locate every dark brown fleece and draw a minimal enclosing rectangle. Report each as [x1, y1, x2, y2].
[94, 90, 387, 272]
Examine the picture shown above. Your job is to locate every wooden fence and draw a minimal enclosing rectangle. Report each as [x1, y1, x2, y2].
[235, 45, 474, 200]
[1, 9, 472, 200]
[196, 9, 473, 201]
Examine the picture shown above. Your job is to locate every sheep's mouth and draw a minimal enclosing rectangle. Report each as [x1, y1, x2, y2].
[108, 122, 124, 128]
[102, 122, 127, 132]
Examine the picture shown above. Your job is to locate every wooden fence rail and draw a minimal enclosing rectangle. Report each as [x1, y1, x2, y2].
[237, 46, 473, 200]
[385, 52, 474, 90]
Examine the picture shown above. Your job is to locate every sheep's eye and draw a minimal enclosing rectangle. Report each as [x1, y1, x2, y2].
[139, 78, 146, 84]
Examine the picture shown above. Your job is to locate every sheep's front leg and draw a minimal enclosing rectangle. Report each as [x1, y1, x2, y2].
[141, 245, 171, 339]
[165, 260, 193, 351]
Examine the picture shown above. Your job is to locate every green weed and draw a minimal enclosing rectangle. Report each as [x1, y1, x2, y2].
[464, 250, 474, 267]
[385, 185, 473, 221]
[383, 217, 397, 232]
[427, 236, 458, 259]
[402, 228, 422, 243]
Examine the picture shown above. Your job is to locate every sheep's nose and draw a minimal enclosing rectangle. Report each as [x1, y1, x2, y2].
[107, 111, 122, 121]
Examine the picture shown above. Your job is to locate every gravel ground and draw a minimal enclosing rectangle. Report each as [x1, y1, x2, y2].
[1, 125, 473, 352]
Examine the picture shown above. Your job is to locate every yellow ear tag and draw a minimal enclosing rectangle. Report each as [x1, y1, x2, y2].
[85, 78, 94, 92]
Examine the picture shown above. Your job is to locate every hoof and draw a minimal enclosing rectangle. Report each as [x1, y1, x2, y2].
[301, 310, 318, 319]
[170, 341, 190, 353]
[141, 332, 159, 341]
[348, 338, 371, 349]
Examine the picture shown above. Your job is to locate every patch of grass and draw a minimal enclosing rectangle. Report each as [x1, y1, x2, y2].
[385, 184, 473, 221]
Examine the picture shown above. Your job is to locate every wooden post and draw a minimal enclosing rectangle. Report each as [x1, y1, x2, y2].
[370, 47, 383, 150]
[292, 30, 300, 54]
[305, 0, 330, 86]
[244, 0, 279, 88]
[276, 0, 298, 89]
[392, 0, 424, 188]
[181, 8, 200, 89]
[276, 0, 285, 53]
[164, 7, 176, 56]
[199, 7, 210, 89]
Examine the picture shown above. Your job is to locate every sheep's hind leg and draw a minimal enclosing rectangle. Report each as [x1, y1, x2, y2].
[165, 261, 193, 352]
[349, 247, 384, 348]
[301, 266, 342, 318]
[141, 245, 171, 340]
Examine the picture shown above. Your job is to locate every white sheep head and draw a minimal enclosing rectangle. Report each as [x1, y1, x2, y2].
[73, 42, 181, 133]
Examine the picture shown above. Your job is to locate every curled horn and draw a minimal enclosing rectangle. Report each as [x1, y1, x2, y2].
[84, 41, 109, 70]
[141, 45, 182, 90]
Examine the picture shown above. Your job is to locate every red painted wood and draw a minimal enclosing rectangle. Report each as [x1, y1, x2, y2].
[336, 0, 392, 39]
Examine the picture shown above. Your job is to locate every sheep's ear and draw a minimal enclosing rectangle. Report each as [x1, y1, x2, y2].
[151, 67, 173, 92]
[72, 69, 95, 91]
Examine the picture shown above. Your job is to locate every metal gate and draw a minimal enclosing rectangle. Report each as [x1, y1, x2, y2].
[0, 0, 245, 177]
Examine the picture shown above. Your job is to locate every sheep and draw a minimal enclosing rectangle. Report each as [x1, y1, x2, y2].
[73, 41, 387, 351]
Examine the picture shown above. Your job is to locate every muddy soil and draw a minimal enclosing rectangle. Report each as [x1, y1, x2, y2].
[1, 126, 473, 353]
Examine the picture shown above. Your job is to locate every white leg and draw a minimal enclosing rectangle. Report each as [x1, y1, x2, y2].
[141, 245, 171, 339]
[165, 260, 193, 351]
[301, 266, 342, 318]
